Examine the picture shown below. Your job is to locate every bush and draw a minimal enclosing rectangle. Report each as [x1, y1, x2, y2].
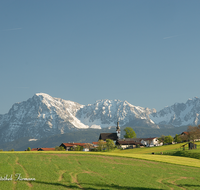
[136, 144, 140, 148]
[55, 146, 65, 151]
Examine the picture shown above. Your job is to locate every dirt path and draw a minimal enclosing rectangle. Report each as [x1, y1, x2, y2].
[15, 156, 33, 188]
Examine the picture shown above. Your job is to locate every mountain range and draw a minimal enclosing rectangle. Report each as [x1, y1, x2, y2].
[0, 93, 200, 143]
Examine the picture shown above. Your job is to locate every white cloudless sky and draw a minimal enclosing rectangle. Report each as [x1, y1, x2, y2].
[1, 0, 200, 114]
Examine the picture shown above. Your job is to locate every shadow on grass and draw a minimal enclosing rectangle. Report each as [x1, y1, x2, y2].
[160, 150, 200, 159]
[33, 180, 162, 189]
[179, 184, 200, 188]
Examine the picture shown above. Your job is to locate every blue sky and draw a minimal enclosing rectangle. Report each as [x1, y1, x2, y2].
[1, 0, 200, 114]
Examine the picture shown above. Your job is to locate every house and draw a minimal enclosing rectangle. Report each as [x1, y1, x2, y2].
[83, 148, 89, 152]
[116, 140, 143, 149]
[31, 148, 39, 151]
[59, 143, 74, 151]
[180, 131, 200, 142]
[38, 148, 55, 151]
[92, 142, 99, 147]
[181, 131, 189, 136]
[120, 137, 162, 147]
[59, 142, 86, 151]
[140, 137, 161, 147]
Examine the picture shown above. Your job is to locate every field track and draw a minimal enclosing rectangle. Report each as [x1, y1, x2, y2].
[1, 142, 200, 190]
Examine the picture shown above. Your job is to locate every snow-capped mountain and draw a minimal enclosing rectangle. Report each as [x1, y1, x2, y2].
[76, 99, 155, 129]
[0, 93, 85, 142]
[1, 93, 200, 143]
[150, 97, 200, 127]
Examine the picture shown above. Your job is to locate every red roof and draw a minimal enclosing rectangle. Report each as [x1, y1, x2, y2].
[31, 148, 39, 151]
[92, 142, 99, 145]
[182, 131, 189, 135]
[38, 148, 55, 151]
[61, 143, 86, 147]
[62, 143, 74, 147]
[71, 143, 86, 146]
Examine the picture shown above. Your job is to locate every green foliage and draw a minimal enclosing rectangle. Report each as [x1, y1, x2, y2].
[161, 148, 200, 160]
[9, 149, 14, 151]
[74, 145, 83, 151]
[98, 140, 106, 151]
[158, 135, 165, 143]
[187, 125, 200, 142]
[136, 144, 140, 148]
[123, 127, 136, 138]
[27, 147, 31, 151]
[164, 135, 173, 144]
[174, 134, 182, 143]
[55, 146, 65, 151]
[105, 139, 115, 151]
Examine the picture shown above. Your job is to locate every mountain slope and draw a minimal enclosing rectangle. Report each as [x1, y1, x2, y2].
[76, 99, 156, 129]
[0, 93, 85, 143]
[1, 93, 200, 143]
[150, 97, 200, 127]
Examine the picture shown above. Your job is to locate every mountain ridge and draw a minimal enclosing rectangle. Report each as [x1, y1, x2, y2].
[0, 93, 200, 143]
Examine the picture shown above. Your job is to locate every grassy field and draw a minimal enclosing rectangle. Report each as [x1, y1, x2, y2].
[1, 153, 200, 190]
[113, 142, 200, 154]
[1, 143, 200, 189]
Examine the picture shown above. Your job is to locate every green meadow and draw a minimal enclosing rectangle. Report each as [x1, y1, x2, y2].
[1, 146, 200, 190]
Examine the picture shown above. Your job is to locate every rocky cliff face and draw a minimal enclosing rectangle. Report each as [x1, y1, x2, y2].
[76, 99, 155, 129]
[1, 93, 200, 143]
[0, 93, 84, 142]
[150, 97, 200, 127]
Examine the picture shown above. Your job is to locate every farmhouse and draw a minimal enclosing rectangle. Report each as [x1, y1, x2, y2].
[59, 142, 86, 151]
[92, 142, 99, 147]
[116, 140, 143, 149]
[120, 137, 162, 147]
[181, 131, 200, 142]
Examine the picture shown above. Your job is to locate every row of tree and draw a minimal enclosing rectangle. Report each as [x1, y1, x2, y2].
[158, 125, 200, 145]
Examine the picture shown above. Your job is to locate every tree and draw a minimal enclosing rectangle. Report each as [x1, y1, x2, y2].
[84, 143, 93, 150]
[27, 147, 31, 151]
[174, 134, 182, 143]
[158, 135, 165, 144]
[180, 132, 189, 142]
[98, 140, 106, 151]
[106, 139, 115, 151]
[55, 146, 65, 151]
[75, 145, 83, 151]
[187, 125, 200, 149]
[123, 127, 136, 138]
[164, 135, 173, 144]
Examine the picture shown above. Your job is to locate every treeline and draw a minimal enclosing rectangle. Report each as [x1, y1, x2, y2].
[158, 125, 200, 144]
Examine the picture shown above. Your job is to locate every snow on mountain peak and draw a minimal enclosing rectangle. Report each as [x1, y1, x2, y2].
[150, 96, 200, 126]
[76, 98, 155, 128]
[2, 93, 200, 143]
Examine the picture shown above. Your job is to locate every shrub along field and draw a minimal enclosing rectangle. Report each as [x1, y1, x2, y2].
[1, 152, 200, 189]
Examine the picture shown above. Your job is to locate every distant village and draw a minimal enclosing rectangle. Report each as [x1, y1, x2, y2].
[29, 122, 196, 151]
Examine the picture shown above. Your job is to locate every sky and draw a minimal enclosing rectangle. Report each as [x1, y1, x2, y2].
[1, 0, 200, 114]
